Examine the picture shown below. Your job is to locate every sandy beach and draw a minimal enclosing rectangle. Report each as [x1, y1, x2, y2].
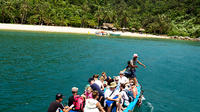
[0, 23, 189, 40]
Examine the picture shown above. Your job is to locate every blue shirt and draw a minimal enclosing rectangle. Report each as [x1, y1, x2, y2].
[91, 83, 104, 97]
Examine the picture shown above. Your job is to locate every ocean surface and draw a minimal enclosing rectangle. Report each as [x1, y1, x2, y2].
[0, 30, 200, 112]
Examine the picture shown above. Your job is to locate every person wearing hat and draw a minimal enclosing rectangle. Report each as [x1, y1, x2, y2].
[117, 71, 129, 84]
[122, 53, 146, 85]
[131, 54, 146, 68]
[67, 87, 79, 107]
[104, 82, 121, 112]
[47, 93, 71, 112]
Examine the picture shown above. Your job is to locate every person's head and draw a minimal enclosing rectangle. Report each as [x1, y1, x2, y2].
[107, 78, 114, 86]
[102, 72, 106, 77]
[119, 71, 125, 78]
[109, 82, 117, 91]
[92, 90, 99, 99]
[128, 61, 131, 66]
[86, 86, 93, 93]
[129, 79, 135, 86]
[129, 78, 134, 83]
[133, 53, 138, 60]
[72, 87, 78, 95]
[56, 93, 63, 102]
[120, 83, 126, 90]
[114, 77, 119, 83]
[88, 77, 95, 84]
[100, 76, 104, 82]
[93, 74, 99, 79]
[85, 84, 90, 90]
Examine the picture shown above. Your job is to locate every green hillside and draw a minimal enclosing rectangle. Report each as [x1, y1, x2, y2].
[0, 0, 199, 37]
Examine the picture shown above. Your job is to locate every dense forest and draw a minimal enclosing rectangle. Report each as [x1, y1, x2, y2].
[0, 0, 200, 38]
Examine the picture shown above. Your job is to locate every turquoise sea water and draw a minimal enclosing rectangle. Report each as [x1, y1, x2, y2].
[0, 31, 200, 112]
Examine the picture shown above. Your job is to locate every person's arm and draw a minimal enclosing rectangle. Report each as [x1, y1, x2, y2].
[99, 96, 103, 102]
[108, 76, 111, 80]
[68, 97, 73, 106]
[132, 86, 137, 98]
[122, 68, 127, 72]
[137, 60, 146, 68]
[96, 102, 105, 112]
[106, 97, 119, 102]
[64, 108, 71, 112]
[130, 64, 138, 68]
[106, 94, 121, 102]
[63, 107, 70, 112]
[101, 83, 104, 91]
[63, 105, 73, 112]
[98, 87, 104, 97]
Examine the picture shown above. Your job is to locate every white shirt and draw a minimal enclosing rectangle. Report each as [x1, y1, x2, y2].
[104, 88, 119, 100]
[84, 99, 99, 112]
[95, 80, 103, 89]
[117, 76, 129, 84]
[120, 90, 129, 106]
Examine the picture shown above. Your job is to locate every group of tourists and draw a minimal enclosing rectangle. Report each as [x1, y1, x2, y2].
[47, 54, 146, 112]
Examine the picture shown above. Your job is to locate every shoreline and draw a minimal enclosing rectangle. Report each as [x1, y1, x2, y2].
[0, 23, 199, 41]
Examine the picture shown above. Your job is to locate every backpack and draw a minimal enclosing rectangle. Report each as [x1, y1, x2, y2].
[73, 95, 84, 111]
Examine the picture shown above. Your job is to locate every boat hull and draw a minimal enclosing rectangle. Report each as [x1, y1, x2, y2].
[110, 33, 121, 36]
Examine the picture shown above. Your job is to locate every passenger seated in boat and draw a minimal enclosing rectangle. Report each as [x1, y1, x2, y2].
[131, 84, 138, 99]
[101, 72, 111, 81]
[107, 78, 114, 86]
[88, 78, 104, 106]
[114, 77, 120, 90]
[93, 74, 104, 91]
[85, 86, 93, 99]
[125, 79, 137, 99]
[84, 90, 105, 112]
[120, 84, 130, 110]
[68, 87, 79, 107]
[99, 76, 106, 91]
[104, 82, 121, 112]
[117, 71, 129, 84]
[68, 87, 85, 112]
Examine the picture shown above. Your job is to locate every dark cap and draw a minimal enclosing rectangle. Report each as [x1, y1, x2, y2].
[88, 77, 94, 83]
[56, 93, 63, 100]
